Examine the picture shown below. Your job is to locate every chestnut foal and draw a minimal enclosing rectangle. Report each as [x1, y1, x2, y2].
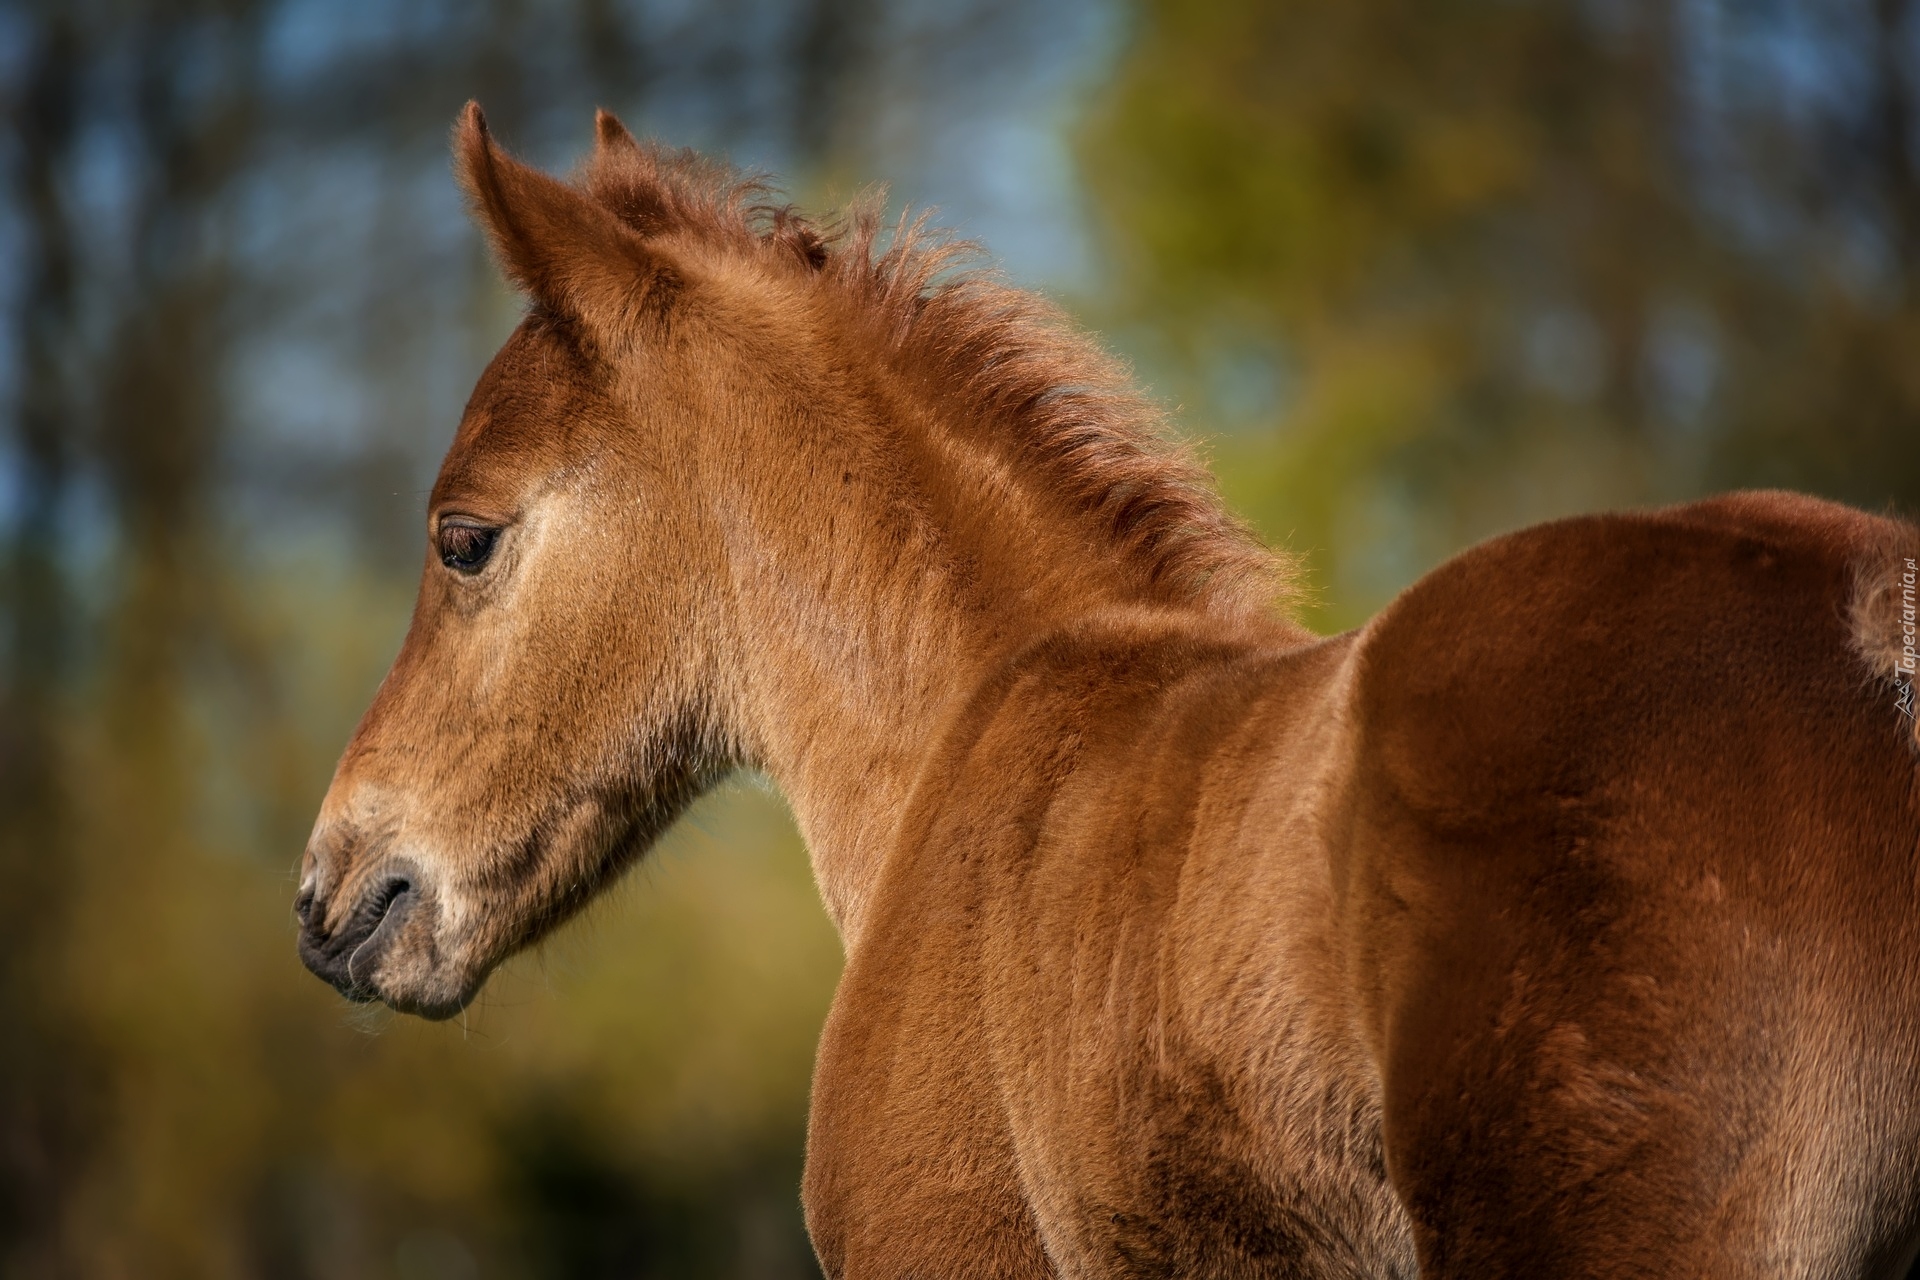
[297, 105, 1920, 1278]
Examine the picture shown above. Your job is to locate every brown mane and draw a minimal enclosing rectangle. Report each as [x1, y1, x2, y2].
[577, 132, 1297, 616]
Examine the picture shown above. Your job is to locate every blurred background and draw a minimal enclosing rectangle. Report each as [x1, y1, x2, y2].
[2, 0, 1917, 1275]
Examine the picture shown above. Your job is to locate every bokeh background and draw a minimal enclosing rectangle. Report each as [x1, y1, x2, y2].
[3, 1, 1918, 1276]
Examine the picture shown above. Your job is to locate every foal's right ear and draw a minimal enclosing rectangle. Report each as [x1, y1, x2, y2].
[454, 102, 670, 328]
[594, 108, 639, 156]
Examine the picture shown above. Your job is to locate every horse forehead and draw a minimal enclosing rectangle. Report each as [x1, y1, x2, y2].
[436, 328, 604, 501]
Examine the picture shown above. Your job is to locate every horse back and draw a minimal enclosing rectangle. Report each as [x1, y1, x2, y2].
[1345, 491, 1920, 1277]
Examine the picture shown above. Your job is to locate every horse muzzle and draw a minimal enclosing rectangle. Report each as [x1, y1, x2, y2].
[295, 852, 467, 1019]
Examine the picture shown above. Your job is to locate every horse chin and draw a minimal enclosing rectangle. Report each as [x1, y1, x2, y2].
[365, 948, 484, 1021]
[377, 975, 479, 1022]
[355, 892, 485, 1021]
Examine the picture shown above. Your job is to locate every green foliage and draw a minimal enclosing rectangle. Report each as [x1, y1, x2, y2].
[1082, 0, 1920, 628]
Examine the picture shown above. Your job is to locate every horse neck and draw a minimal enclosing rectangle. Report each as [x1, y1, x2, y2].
[711, 359, 1147, 946]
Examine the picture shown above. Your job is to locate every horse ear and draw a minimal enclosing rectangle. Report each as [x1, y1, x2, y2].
[453, 102, 669, 326]
[594, 108, 638, 157]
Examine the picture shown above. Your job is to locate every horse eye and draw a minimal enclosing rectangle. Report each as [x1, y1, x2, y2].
[438, 523, 499, 574]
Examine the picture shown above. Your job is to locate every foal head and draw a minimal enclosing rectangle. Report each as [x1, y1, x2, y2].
[297, 104, 1283, 1017]
[296, 108, 745, 1015]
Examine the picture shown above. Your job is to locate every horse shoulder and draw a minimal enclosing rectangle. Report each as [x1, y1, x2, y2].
[820, 615, 1411, 1276]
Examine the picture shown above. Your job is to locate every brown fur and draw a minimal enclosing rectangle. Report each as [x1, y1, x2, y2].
[297, 106, 1920, 1278]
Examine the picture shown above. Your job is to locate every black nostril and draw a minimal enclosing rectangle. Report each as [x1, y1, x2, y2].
[370, 877, 411, 921]
[295, 857, 426, 1003]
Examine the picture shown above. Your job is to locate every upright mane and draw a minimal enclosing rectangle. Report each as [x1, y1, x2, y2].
[577, 134, 1300, 617]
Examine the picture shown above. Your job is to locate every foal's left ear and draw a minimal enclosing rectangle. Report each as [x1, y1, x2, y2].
[454, 101, 670, 328]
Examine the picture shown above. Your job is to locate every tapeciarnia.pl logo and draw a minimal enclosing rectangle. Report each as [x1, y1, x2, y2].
[1898, 557, 1917, 721]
